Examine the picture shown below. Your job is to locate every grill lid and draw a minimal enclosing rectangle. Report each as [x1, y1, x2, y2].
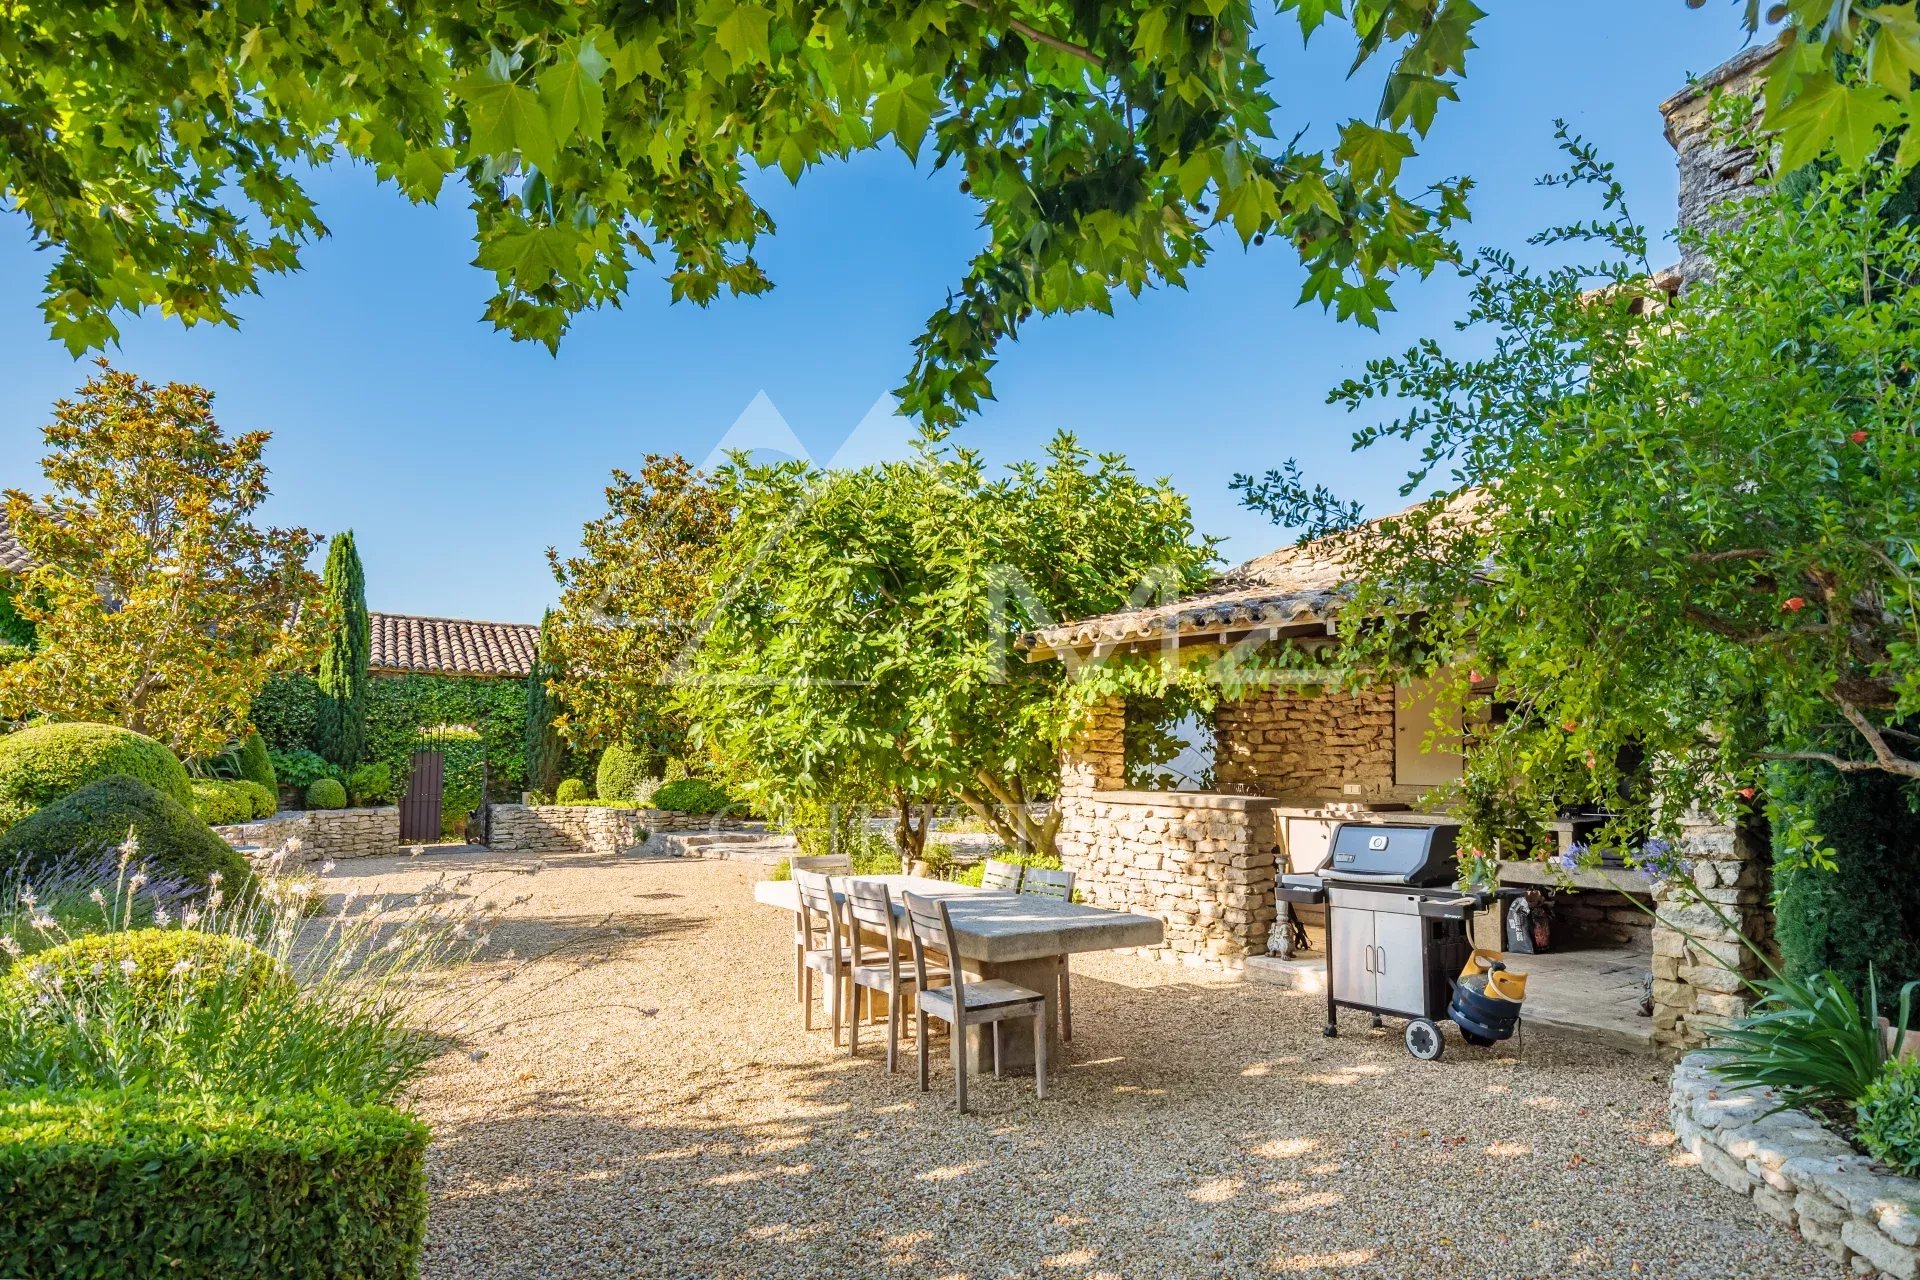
[1324, 822, 1460, 886]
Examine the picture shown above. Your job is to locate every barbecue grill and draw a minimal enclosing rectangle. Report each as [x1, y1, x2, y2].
[1276, 821, 1521, 1060]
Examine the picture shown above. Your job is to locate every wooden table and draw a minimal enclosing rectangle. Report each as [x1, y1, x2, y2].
[755, 874, 1163, 1069]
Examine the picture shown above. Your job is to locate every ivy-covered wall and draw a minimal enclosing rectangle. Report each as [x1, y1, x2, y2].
[252, 672, 528, 819]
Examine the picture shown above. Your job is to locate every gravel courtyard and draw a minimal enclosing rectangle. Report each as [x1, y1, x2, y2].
[330, 847, 1844, 1280]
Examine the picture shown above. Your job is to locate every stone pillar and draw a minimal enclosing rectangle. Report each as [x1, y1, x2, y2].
[1059, 696, 1126, 798]
[1650, 815, 1771, 1053]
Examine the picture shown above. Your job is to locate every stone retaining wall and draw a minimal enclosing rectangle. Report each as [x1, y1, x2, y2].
[1671, 1053, 1920, 1277]
[1652, 816, 1772, 1053]
[215, 807, 401, 866]
[486, 804, 743, 857]
[1215, 684, 1423, 806]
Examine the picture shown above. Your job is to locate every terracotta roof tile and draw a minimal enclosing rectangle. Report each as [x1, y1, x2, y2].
[1023, 490, 1485, 656]
[0, 511, 29, 575]
[367, 612, 538, 679]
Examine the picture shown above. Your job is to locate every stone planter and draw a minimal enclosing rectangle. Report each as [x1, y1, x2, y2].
[486, 804, 749, 857]
[1671, 1053, 1920, 1278]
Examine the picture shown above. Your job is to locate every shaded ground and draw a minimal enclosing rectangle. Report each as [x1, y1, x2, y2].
[326, 848, 1843, 1280]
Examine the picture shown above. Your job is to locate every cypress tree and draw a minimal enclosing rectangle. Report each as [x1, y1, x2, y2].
[313, 530, 369, 768]
[524, 610, 566, 797]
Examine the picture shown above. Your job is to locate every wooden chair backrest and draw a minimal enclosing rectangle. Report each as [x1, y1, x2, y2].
[900, 890, 963, 1017]
[843, 879, 898, 968]
[1019, 866, 1075, 902]
[979, 858, 1023, 892]
[793, 869, 844, 952]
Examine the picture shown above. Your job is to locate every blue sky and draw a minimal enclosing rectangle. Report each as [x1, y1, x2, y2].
[0, 5, 1768, 624]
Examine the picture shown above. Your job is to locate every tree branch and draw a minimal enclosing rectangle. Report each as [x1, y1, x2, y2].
[956, 0, 1103, 66]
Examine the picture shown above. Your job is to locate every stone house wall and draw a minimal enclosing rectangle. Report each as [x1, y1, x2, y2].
[1660, 42, 1772, 284]
[1652, 815, 1772, 1053]
[1214, 684, 1402, 803]
[1056, 698, 1281, 969]
[216, 806, 401, 867]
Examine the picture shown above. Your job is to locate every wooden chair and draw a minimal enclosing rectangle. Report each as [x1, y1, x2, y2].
[901, 890, 1048, 1113]
[793, 869, 853, 1045]
[789, 855, 850, 1006]
[1020, 866, 1077, 1043]
[845, 880, 946, 1072]
[978, 858, 1024, 892]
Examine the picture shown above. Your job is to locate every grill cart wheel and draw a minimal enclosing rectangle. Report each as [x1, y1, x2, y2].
[1405, 1018, 1445, 1061]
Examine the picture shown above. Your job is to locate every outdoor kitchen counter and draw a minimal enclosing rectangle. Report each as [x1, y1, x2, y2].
[756, 875, 1163, 1069]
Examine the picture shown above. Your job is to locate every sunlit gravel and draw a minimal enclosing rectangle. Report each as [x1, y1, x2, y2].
[325, 848, 1846, 1280]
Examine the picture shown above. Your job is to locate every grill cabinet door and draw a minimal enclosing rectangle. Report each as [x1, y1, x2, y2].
[1329, 904, 1376, 1007]
[1371, 908, 1428, 1017]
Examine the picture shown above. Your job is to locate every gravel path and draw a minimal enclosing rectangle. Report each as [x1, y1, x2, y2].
[329, 847, 1845, 1280]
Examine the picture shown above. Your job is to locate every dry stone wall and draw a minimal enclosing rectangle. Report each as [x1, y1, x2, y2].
[215, 807, 400, 867]
[487, 804, 743, 856]
[1056, 789, 1281, 968]
[1652, 816, 1772, 1053]
[1214, 684, 1411, 804]
[1672, 1053, 1920, 1277]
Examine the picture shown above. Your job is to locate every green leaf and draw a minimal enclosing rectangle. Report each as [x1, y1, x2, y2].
[1336, 119, 1417, 184]
[538, 38, 609, 144]
[455, 65, 557, 173]
[1773, 73, 1899, 171]
[714, 3, 773, 71]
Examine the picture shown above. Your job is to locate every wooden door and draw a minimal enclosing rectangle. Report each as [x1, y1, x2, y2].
[398, 750, 445, 842]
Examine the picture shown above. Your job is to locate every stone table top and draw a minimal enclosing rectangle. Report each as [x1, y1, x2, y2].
[754, 874, 1164, 964]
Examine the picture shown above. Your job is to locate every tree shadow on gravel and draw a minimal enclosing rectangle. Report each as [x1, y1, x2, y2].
[413, 970, 1841, 1280]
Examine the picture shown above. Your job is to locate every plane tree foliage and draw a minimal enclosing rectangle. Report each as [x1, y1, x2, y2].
[11, 1, 1911, 424]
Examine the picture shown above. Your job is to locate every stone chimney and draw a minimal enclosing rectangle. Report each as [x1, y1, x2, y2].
[1658, 40, 1780, 281]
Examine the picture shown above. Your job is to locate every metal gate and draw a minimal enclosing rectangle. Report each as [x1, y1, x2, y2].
[398, 749, 445, 842]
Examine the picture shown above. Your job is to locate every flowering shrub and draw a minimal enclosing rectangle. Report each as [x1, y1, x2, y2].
[3, 929, 287, 1010]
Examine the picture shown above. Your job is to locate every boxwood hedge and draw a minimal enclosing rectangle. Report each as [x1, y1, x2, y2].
[0, 722, 193, 820]
[0, 1090, 429, 1280]
[0, 776, 254, 892]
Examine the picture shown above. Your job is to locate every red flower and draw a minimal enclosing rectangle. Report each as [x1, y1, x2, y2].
[1850, 430, 1869, 444]
[1468, 669, 1484, 684]
[1782, 596, 1806, 613]
[1561, 719, 1578, 733]
[1739, 787, 1756, 800]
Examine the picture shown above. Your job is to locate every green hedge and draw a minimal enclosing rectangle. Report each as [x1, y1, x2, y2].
[234, 733, 276, 793]
[0, 777, 254, 892]
[305, 778, 347, 810]
[189, 780, 254, 827]
[0, 723, 193, 817]
[0, 1089, 429, 1280]
[595, 743, 653, 805]
[0, 930, 287, 1010]
[1772, 760, 1920, 1004]
[555, 778, 589, 804]
[652, 778, 734, 814]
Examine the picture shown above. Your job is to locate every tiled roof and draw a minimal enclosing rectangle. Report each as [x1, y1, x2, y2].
[0, 510, 32, 575]
[368, 612, 538, 679]
[1023, 491, 1484, 657]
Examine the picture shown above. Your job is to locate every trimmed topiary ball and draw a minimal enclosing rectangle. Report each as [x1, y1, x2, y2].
[238, 780, 277, 820]
[305, 777, 347, 810]
[0, 722, 193, 816]
[1, 929, 288, 1010]
[650, 778, 735, 814]
[595, 744, 653, 805]
[233, 731, 276, 793]
[555, 778, 589, 804]
[1859, 1056, 1920, 1177]
[0, 776, 254, 892]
